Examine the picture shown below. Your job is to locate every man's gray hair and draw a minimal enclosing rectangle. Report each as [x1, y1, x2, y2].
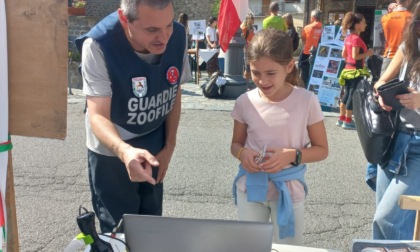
[311, 9, 322, 21]
[120, 0, 174, 22]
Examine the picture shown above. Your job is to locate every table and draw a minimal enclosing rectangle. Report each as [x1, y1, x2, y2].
[198, 48, 219, 65]
[271, 244, 341, 252]
[190, 49, 220, 84]
[70, 234, 341, 252]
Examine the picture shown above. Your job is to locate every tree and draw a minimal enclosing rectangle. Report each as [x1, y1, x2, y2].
[212, 0, 220, 17]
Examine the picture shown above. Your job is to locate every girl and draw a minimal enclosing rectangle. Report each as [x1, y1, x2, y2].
[337, 12, 373, 130]
[205, 16, 219, 76]
[230, 29, 328, 245]
[373, 2, 420, 240]
[240, 13, 255, 82]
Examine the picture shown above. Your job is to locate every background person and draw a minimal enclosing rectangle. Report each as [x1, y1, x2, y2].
[381, 0, 412, 75]
[283, 13, 300, 52]
[75, 0, 191, 233]
[178, 12, 198, 77]
[205, 16, 219, 77]
[240, 13, 255, 82]
[336, 12, 373, 130]
[372, 2, 420, 240]
[262, 1, 287, 31]
[363, 1, 410, 194]
[299, 9, 323, 88]
[230, 29, 328, 245]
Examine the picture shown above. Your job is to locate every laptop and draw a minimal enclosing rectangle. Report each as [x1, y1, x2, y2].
[123, 214, 274, 252]
[351, 239, 420, 252]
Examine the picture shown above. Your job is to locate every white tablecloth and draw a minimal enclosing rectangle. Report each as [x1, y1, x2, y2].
[198, 49, 219, 65]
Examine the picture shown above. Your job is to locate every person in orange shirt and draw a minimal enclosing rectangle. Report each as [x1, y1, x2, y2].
[299, 9, 323, 88]
[241, 13, 255, 82]
[381, 0, 412, 74]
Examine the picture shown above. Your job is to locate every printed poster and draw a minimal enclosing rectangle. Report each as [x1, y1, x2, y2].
[307, 43, 343, 108]
[320, 25, 336, 44]
[333, 27, 347, 48]
[188, 20, 206, 40]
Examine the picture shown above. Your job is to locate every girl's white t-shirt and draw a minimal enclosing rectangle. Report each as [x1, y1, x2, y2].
[232, 86, 324, 202]
[206, 26, 217, 42]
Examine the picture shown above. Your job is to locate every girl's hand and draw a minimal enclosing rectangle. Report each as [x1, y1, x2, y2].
[377, 95, 393, 111]
[259, 147, 296, 173]
[239, 148, 262, 173]
[375, 80, 393, 111]
[396, 88, 420, 110]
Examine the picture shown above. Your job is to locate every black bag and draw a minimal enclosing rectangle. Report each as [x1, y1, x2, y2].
[353, 79, 398, 165]
[366, 55, 383, 84]
[202, 71, 221, 98]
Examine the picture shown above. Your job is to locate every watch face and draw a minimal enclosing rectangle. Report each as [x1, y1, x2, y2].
[296, 149, 302, 165]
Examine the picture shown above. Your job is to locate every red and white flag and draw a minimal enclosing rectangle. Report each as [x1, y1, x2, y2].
[218, 0, 249, 52]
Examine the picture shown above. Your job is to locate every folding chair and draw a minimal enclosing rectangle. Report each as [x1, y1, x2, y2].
[399, 195, 420, 240]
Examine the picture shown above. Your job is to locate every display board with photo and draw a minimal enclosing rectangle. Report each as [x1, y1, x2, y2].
[188, 20, 206, 40]
[307, 39, 344, 108]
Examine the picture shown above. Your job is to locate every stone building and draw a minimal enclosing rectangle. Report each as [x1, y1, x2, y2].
[84, 0, 217, 21]
[68, 0, 217, 89]
[68, 0, 419, 89]
[317, 0, 419, 47]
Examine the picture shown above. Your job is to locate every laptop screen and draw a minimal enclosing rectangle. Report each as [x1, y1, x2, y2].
[123, 214, 273, 252]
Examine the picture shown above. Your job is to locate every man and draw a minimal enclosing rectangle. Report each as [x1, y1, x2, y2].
[75, 0, 191, 233]
[381, 0, 412, 74]
[262, 1, 287, 31]
[299, 9, 323, 88]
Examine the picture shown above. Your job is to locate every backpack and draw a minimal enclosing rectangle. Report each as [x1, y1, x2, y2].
[202, 72, 221, 98]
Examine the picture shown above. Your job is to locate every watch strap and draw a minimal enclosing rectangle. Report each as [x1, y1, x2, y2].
[290, 148, 301, 166]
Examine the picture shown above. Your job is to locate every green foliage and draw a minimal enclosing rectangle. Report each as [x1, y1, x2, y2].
[72, 0, 86, 8]
[212, 0, 220, 17]
[69, 50, 81, 62]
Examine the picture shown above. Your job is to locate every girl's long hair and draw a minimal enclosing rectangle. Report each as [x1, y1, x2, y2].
[341, 12, 364, 33]
[404, 2, 420, 84]
[241, 13, 254, 31]
[282, 13, 294, 29]
[177, 13, 188, 28]
[246, 29, 303, 87]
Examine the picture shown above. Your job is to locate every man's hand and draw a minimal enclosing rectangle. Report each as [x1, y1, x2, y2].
[155, 146, 174, 183]
[119, 144, 159, 185]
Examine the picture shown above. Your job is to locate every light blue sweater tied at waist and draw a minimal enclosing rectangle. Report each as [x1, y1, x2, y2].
[233, 164, 308, 239]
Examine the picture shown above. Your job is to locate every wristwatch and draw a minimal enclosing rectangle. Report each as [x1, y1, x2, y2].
[290, 149, 302, 166]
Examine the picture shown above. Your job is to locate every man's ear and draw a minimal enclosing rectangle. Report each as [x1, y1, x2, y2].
[118, 9, 129, 29]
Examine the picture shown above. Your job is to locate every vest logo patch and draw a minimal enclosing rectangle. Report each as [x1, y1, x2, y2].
[132, 77, 147, 97]
[166, 66, 179, 85]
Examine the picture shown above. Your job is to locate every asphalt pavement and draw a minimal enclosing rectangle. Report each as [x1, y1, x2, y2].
[11, 77, 375, 251]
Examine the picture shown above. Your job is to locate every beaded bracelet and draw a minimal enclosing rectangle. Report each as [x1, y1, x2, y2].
[237, 147, 245, 160]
